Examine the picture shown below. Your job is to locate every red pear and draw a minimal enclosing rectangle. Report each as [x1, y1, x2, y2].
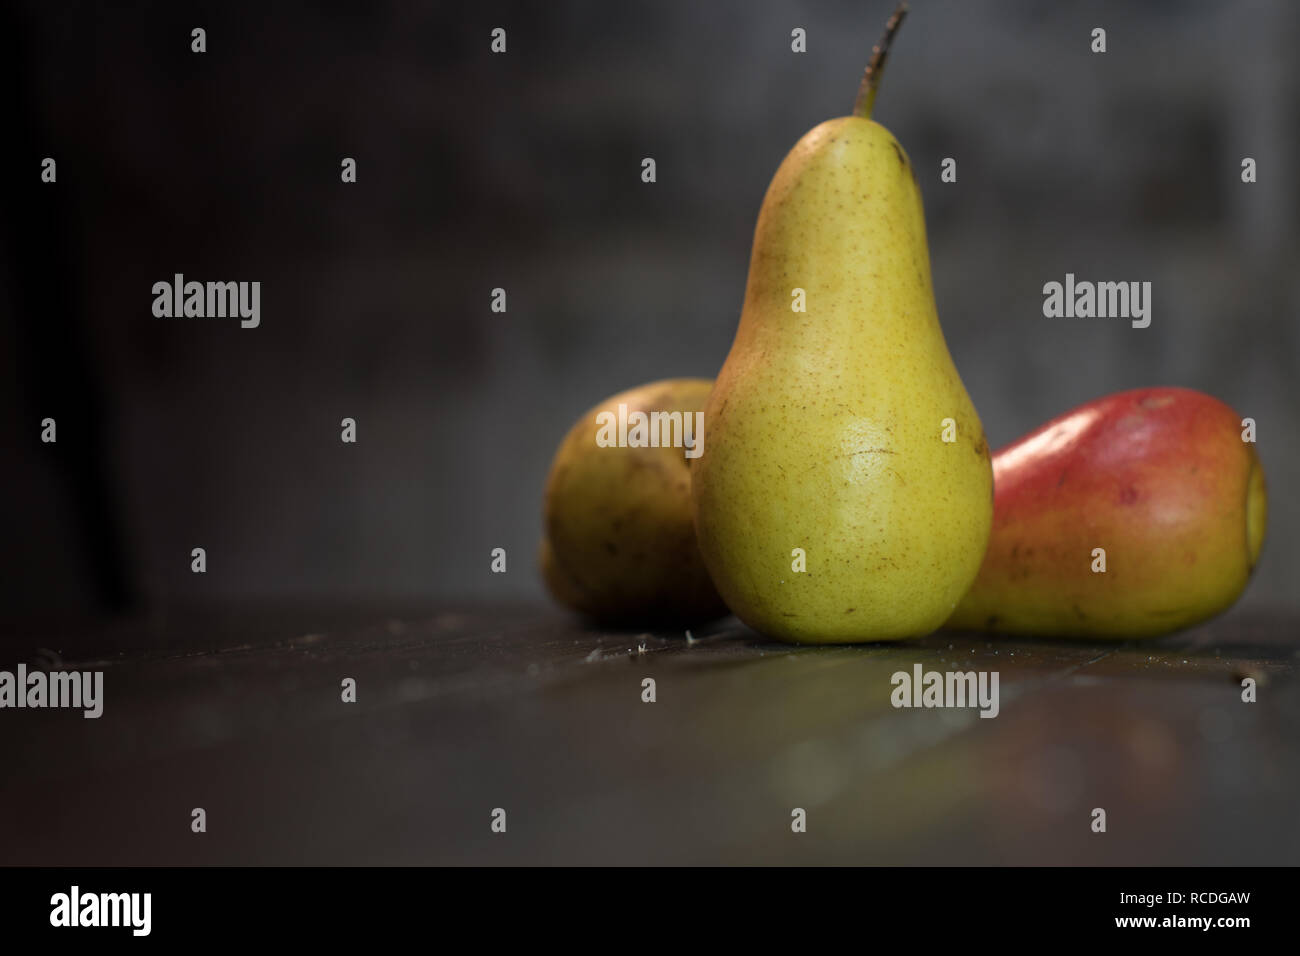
[946, 387, 1266, 637]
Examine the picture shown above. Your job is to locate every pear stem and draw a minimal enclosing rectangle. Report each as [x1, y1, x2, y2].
[853, 2, 909, 120]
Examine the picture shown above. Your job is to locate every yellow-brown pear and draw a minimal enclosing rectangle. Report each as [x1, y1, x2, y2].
[541, 379, 728, 625]
[691, 7, 992, 642]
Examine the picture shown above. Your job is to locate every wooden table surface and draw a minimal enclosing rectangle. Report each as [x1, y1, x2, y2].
[2, 604, 1297, 865]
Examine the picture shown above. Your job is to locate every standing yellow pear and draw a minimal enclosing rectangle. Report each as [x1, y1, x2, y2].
[692, 5, 991, 643]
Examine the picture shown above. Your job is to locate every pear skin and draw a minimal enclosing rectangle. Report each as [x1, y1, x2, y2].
[691, 13, 992, 643]
[540, 379, 729, 625]
[946, 387, 1267, 638]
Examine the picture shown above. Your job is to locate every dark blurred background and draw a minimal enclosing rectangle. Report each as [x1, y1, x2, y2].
[3, 0, 1297, 634]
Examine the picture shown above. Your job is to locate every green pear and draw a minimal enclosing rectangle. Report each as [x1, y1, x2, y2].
[691, 7, 992, 643]
[540, 379, 729, 625]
